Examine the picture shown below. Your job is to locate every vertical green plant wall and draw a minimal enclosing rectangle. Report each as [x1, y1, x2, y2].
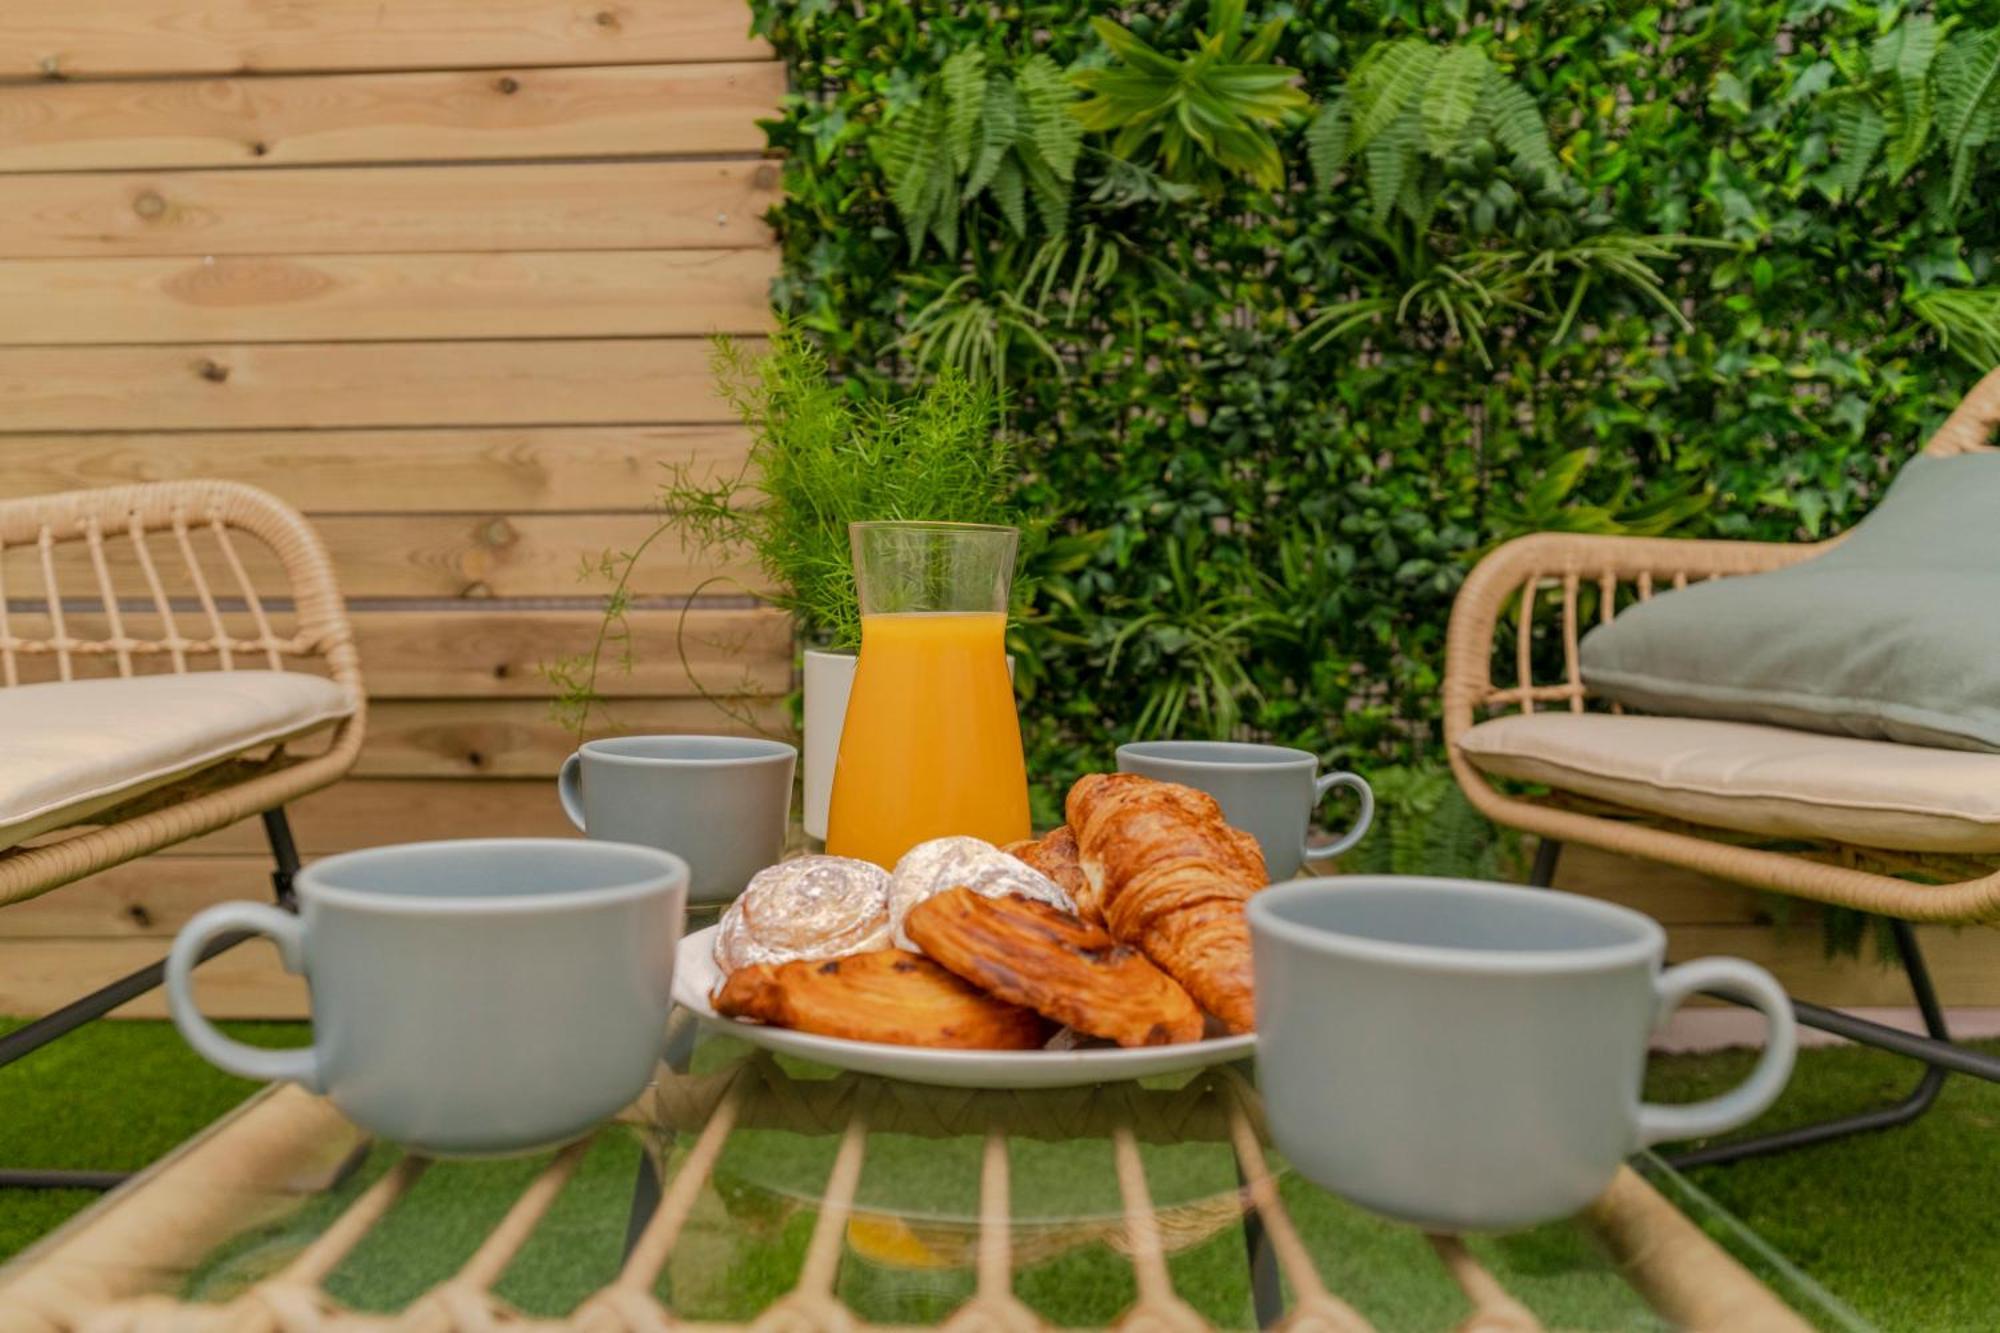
[751, 0, 2000, 823]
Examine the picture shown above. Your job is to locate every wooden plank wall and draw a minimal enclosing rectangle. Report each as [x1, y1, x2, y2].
[1551, 845, 2000, 1014]
[0, 2, 790, 1015]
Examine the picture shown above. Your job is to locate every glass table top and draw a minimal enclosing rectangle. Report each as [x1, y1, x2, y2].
[1, 1010, 1872, 1332]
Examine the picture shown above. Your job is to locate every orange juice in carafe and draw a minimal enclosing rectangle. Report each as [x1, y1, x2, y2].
[824, 522, 1029, 868]
[824, 612, 1029, 868]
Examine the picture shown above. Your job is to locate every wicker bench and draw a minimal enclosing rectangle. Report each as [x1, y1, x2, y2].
[0, 481, 365, 1189]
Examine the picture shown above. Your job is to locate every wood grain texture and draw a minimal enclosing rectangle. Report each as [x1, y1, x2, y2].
[1549, 843, 1767, 925]
[0, 937, 305, 1018]
[182, 779, 578, 854]
[357, 697, 789, 778]
[1, 512, 762, 600]
[353, 607, 790, 697]
[0, 605, 789, 693]
[0, 2, 768, 79]
[0, 249, 776, 345]
[0, 425, 751, 512]
[0, 338, 745, 431]
[1664, 923, 2000, 1007]
[0, 62, 784, 172]
[0, 160, 777, 258]
[0, 856, 272, 938]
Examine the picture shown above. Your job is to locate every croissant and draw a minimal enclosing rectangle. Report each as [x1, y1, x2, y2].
[1066, 773, 1267, 1033]
[1004, 826, 1094, 918]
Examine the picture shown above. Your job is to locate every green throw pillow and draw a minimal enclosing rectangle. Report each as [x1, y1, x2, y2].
[1579, 453, 2000, 753]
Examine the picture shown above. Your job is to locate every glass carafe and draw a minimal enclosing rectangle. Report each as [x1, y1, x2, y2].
[825, 522, 1030, 868]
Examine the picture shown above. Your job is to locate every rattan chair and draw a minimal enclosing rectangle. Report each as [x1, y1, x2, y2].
[0, 480, 365, 1189]
[1444, 369, 2000, 1165]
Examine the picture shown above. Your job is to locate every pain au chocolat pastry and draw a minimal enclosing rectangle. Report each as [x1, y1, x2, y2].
[713, 948, 1047, 1050]
[885, 835, 1072, 949]
[1066, 773, 1267, 1034]
[714, 856, 891, 974]
[904, 887, 1204, 1047]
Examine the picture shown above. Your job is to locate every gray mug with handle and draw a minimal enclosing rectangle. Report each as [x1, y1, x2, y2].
[166, 838, 687, 1158]
[558, 734, 796, 905]
[1117, 740, 1373, 881]
[1249, 877, 1797, 1232]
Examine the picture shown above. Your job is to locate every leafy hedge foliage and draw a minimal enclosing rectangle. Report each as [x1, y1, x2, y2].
[749, 0, 1998, 825]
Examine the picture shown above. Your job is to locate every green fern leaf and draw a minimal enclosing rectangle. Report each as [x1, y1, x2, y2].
[1306, 97, 1351, 188]
[1828, 96, 1886, 198]
[1479, 76, 1559, 182]
[1397, 165, 1442, 229]
[1363, 103, 1420, 224]
[1350, 39, 1439, 152]
[933, 175, 960, 255]
[1947, 142, 1978, 216]
[1019, 55, 1083, 180]
[964, 77, 1021, 201]
[1877, 14, 1939, 179]
[1872, 14, 1940, 87]
[1021, 147, 1071, 235]
[989, 157, 1028, 236]
[1937, 31, 2000, 153]
[941, 49, 988, 174]
[879, 96, 951, 254]
[1423, 44, 1490, 156]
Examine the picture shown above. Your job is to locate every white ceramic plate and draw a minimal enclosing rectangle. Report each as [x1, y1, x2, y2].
[673, 924, 1256, 1089]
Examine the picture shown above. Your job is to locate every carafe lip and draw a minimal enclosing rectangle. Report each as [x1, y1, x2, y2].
[849, 520, 1018, 535]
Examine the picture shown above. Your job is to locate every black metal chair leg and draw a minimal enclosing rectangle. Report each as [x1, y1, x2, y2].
[622, 1149, 663, 1262]
[0, 806, 303, 1191]
[262, 806, 302, 905]
[1664, 919, 1961, 1169]
[1528, 838, 1563, 888]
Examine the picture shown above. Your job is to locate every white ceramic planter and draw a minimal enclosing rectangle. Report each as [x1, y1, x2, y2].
[800, 647, 1017, 843]
[801, 649, 857, 841]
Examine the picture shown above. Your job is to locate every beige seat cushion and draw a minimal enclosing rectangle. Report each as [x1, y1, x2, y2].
[1457, 712, 2000, 854]
[0, 671, 355, 850]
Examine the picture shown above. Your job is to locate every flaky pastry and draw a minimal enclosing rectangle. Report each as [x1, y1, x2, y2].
[714, 855, 891, 973]
[1066, 773, 1266, 1033]
[905, 888, 1204, 1047]
[712, 947, 1047, 1050]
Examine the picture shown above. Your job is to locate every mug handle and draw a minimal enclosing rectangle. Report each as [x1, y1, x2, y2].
[557, 751, 587, 831]
[1301, 771, 1375, 863]
[166, 902, 322, 1091]
[1637, 957, 1797, 1146]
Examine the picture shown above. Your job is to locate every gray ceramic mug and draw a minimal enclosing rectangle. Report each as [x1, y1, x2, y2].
[558, 735, 796, 904]
[166, 839, 687, 1157]
[1249, 877, 1796, 1232]
[1117, 741, 1373, 880]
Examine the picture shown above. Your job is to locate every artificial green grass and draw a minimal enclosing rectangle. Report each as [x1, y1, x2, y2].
[5, 1018, 1997, 1330]
[0, 1016, 305, 1261]
[1645, 1038, 2000, 1332]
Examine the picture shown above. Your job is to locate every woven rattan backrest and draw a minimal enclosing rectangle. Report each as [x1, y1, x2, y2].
[0, 481, 359, 693]
[1469, 538, 1808, 719]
